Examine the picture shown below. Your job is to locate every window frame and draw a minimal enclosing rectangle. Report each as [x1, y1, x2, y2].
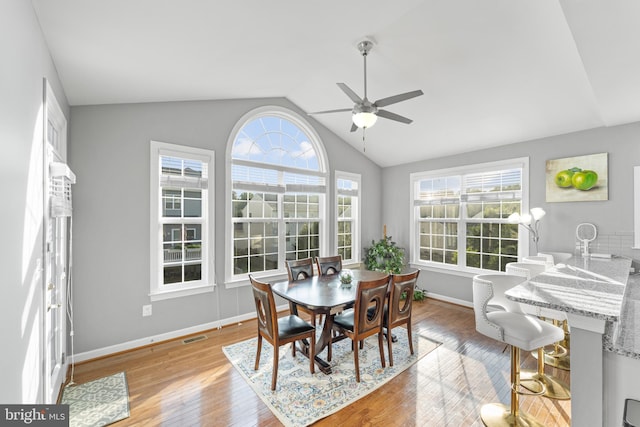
[335, 170, 361, 265]
[149, 140, 215, 301]
[409, 157, 530, 275]
[225, 106, 329, 288]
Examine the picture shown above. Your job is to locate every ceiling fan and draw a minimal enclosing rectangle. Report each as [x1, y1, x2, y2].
[309, 40, 424, 132]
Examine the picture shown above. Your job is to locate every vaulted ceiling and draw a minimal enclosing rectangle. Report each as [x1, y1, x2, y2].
[32, 0, 640, 167]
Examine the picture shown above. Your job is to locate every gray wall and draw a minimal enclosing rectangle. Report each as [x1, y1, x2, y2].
[383, 122, 640, 303]
[1, 0, 70, 403]
[69, 99, 382, 354]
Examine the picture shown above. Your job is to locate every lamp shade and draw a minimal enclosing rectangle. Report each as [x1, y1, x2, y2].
[352, 112, 378, 128]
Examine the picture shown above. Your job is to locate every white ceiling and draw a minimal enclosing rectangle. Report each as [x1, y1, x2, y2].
[32, 0, 640, 167]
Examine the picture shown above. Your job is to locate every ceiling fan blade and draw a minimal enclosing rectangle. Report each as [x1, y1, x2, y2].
[350, 122, 358, 132]
[377, 109, 413, 124]
[337, 83, 363, 104]
[374, 90, 424, 108]
[308, 108, 352, 115]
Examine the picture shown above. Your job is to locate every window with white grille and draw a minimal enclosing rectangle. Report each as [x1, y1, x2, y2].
[227, 107, 328, 285]
[150, 141, 214, 300]
[410, 158, 529, 272]
[336, 172, 361, 263]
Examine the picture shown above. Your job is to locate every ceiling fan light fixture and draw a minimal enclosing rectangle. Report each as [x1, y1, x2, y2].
[352, 111, 378, 128]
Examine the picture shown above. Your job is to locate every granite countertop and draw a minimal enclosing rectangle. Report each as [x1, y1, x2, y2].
[604, 274, 640, 359]
[505, 255, 632, 321]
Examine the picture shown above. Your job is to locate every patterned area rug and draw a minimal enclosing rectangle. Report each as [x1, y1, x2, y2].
[61, 371, 130, 427]
[223, 328, 440, 427]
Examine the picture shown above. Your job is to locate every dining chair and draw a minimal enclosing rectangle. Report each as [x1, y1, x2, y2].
[315, 255, 342, 276]
[473, 274, 565, 426]
[286, 257, 314, 281]
[385, 269, 420, 366]
[250, 275, 316, 390]
[330, 273, 390, 382]
[285, 258, 320, 327]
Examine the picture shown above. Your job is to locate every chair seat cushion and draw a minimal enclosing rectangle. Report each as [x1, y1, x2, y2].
[333, 310, 355, 330]
[487, 311, 564, 351]
[277, 315, 315, 338]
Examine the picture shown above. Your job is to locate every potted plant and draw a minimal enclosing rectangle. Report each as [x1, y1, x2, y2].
[364, 235, 425, 301]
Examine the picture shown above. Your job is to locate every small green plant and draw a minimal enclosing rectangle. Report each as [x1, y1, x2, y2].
[364, 235, 405, 274]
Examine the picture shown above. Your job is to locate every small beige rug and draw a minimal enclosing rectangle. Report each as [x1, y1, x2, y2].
[61, 371, 130, 427]
[223, 329, 440, 427]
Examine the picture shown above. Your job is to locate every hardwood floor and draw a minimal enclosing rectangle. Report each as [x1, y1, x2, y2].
[65, 299, 571, 426]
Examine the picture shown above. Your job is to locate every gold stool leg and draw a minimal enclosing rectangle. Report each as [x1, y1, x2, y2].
[532, 319, 571, 371]
[480, 346, 546, 427]
[521, 348, 571, 400]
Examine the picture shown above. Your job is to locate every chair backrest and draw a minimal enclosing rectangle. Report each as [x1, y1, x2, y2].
[473, 274, 526, 314]
[388, 269, 420, 326]
[353, 274, 390, 337]
[286, 258, 314, 281]
[522, 255, 553, 268]
[315, 255, 342, 276]
[505, 262, 547, 279]
[250, 275, 277, 342]
[538, 251, 572, 264]
[472, 274, 526, 341]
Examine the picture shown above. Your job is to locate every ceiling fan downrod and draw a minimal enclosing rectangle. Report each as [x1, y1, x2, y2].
[357, 40, 374, 101]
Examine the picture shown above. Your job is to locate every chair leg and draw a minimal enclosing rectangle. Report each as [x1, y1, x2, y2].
[378, 332, 386, 368]
[479, 346, 547, 427]
[354, 341, 360, 382]
[271, 345, 279, 391]
[407, 321, 414, 356]
[254, 335, 262, 371]
[387, 327, 394, 367]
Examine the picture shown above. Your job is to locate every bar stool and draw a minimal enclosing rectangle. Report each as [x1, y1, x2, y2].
[473, 274, 565, 426]
[505, 263, 571, 400]
[538, 251, 572, 264]
[519, 258, 571, 371]
[522, 255, 554, 268]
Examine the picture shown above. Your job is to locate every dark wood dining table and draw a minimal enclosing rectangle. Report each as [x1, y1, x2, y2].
[271, 268, 389, 374]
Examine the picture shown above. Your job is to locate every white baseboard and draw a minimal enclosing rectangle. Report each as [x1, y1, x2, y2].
[71, 304, 288, 363]
[426, 292, 473, 308]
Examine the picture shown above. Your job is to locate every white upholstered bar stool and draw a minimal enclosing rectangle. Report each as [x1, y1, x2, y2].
[518, 257, 571, 371]
[473, 274, 565, 427]
[537, 251, 572, 265]
[521, 255, 554, 268]
[505, 263, 571, 400]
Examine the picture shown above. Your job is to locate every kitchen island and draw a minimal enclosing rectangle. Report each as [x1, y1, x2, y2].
[505, 255, 634, 427]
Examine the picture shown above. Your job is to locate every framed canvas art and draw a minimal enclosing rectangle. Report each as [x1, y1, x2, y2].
[545, 152, 608, 202]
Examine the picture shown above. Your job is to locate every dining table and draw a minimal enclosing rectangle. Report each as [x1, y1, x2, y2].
[271, 268, 389, 374]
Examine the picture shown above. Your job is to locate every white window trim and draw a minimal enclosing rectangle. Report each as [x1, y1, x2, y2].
[225, 106, 330, 288]
[149, 140, 215, 301]
[335, 170, 361, 264]
[634, 166, 640, 249]
[409, 157, 530, 274]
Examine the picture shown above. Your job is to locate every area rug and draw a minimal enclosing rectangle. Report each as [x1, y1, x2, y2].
[223, 329, 440, 427]
[61, 371, 130, 427]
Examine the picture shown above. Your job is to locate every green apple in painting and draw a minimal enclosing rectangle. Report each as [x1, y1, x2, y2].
[571, 170, 598, 190]
[555, 169, 575, 187]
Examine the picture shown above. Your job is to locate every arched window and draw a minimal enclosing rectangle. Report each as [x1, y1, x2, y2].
[226, 106, 328, 284]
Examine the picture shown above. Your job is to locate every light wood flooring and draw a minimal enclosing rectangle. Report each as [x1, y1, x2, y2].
[64, 298, 571, 426]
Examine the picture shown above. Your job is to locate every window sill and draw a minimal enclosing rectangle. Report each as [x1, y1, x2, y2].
[409, 262, 491, 278]
[150, 284, 215, 301]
